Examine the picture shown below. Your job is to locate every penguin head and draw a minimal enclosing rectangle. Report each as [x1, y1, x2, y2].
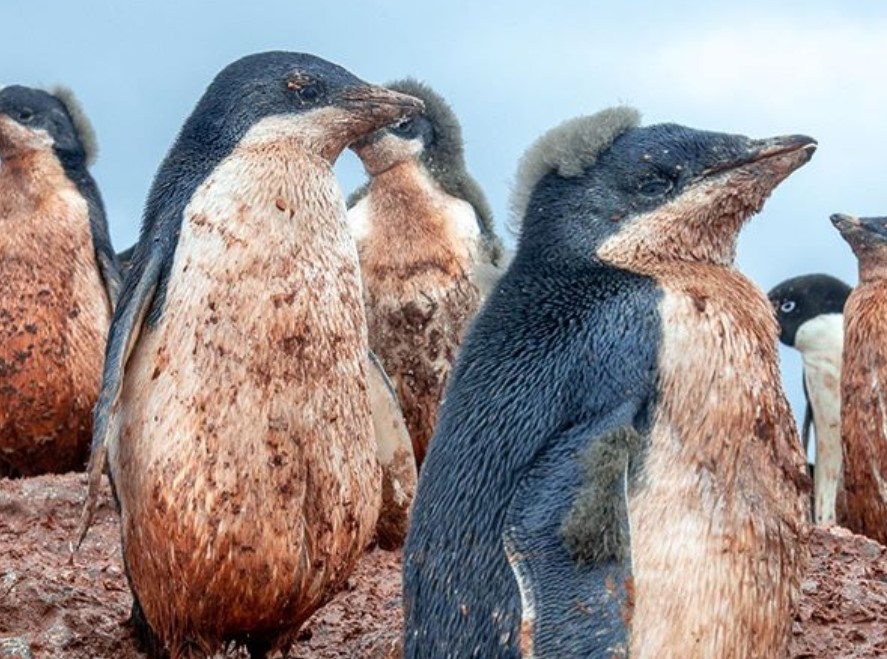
[351, 78, 461, 176]
[831, 213, 887, 270]
[0, 85, 97, 168]
[175, 52, 424, 166]
[511, 107, 816, 268]
[767, 274, 852, 346]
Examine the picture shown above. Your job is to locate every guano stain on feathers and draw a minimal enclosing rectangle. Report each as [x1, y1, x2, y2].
[110, 121, 381, 656]
[0, 135, 110, 476]
[354, 160, 482, 466]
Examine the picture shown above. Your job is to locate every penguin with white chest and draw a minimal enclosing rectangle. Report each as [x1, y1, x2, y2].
[769, 274, 851, 525]
[403, 108, 814, 658]
[76, 52, 423, 658]
[347, 79, 503, 468]
[0, 85, 119, 476]
[831, 213, 887, 546]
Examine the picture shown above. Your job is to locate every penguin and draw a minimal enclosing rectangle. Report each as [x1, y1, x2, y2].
[76, 52, 423, 658]
[347, 78, 503, 468]
[0, 85, 120, 476]
[830, 213, 887, 546]
[403, 108, 814, 658]
[768, 274, 851, 525]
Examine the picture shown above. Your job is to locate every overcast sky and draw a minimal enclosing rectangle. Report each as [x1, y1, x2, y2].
[4, 1, 885, 447]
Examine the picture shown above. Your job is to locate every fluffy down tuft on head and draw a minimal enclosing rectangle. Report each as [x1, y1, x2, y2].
[509, 106, 640, 229]
[47, 85, 98, 166]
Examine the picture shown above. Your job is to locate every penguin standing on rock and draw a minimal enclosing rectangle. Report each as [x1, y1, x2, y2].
[0, 85, 119, 476]
[831, 213, 887, 546]
[347, 78, 503, 468]
[769, 274, 851, 525]
[76, 52, 423, 658]
[403, 108, 814, 658]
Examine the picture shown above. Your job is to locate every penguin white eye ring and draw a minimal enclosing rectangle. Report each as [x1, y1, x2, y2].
[780, 300, 797, 314]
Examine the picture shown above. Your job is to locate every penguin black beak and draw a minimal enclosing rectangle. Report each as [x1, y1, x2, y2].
[699, 134, 817, 181]
[831, 213, 887, 242]
[338, 85, 424, 136]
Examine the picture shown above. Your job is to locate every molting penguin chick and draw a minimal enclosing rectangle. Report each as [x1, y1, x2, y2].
[76, 52, 422, 658]
[831, 213, 887, 545]
[403, 107, 814, 658]
[347, 78, 503, 470]
[0, 85, 120, 476]
[769, 274, 851, 525]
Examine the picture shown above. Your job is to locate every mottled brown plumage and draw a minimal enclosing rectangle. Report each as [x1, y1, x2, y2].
[348, 83, 497, 468]
[0, 116, 110, 476]
[833, 213, 887, 546]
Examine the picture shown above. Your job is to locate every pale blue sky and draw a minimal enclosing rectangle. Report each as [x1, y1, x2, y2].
[4, 1, 886, 440]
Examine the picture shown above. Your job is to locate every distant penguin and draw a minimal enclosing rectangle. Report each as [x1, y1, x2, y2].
[347, 78, 503, 468]
[769, 274, 851, 525]
[76, 52, 422, 658]
[831, 213, 887, 546]
[0, 85, 120, 476]
[403, 108, 814, 658]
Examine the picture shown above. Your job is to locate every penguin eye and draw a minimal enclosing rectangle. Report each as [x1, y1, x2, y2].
[639, 177, 673, 197]
[780, 300, 797, 314]
[392, 118, 415, 137]
[298, 83, 322, 104]
[18, 108, 34, 123]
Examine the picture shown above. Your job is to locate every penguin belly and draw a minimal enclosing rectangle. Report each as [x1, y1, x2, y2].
[365, 278, 479, 466]
[628, 267, 808, 658]
[0, 167, 110, 476]
[111, 149, 381, 651]
[796, 314, 844, 525]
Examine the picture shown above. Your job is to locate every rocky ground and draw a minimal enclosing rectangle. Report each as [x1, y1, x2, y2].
[1, 473, 886, 658]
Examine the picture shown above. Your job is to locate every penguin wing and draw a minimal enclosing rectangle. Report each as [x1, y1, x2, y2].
[367, 350, 417, 548]
[79, 174, 123, 308]
[504, 403, 642, 658]
[801, 374, 813, 458]
[75, 238, 168, 547]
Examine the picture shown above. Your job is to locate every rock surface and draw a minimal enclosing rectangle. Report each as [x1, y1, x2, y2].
[1, 473, 886, 658]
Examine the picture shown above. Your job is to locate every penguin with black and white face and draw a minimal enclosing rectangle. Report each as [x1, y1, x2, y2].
[76, 52, 422, 658]
[403, 108, 814, 658]
[347, 78, 503, 470]
[769, 274, 851, 525]
[831, 213, 887, 546]
[0, 85, 120, 476]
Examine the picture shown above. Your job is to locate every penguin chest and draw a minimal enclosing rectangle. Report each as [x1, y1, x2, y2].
[0, 166, 110, 475]
[350, 165, 483, 463]
[114, 151, 381, 636]
[840, 285, 887, 542]
[628, 268, 808, 658]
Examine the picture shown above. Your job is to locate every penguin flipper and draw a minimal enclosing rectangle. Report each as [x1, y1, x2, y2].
[504, 408, 641, 658]
[366, 350, 417, 549]
[79, 174, 123, 308]
[75, 246, 165, 548]
[801, 375, 813, 458]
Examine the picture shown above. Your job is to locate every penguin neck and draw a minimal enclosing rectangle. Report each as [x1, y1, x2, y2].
[353, 159, 477, 285]
[0, 147, 78, 216]
[856, 255, 887, 285]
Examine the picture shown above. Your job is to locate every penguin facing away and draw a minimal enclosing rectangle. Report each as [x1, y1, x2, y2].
[768, 274, 851, 525]
[76, 52, 423, 658]
[0, 85, 120, 476]
[831, 213, 887, 546]
[347, 78, 503, 468]
[403, 108, 814, 658]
